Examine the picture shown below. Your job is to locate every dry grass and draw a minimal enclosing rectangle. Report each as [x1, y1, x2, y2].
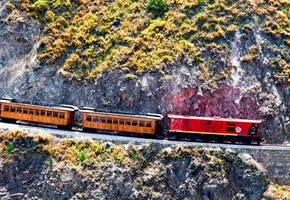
[265, 184, 290, 200]
[3, 0, 287, 82]
[0, 130, 137, 167]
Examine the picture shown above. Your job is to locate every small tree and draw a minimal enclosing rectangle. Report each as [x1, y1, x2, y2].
[5, 144, 13, 153]
[147, 0, 167, 14]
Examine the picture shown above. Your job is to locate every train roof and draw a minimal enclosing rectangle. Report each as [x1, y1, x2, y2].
[80, 109, 163, 120]
[167, 114, 262, 123]
[0, 99, 78, 112]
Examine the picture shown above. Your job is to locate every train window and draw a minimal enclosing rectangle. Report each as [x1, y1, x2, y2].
[100, 117, 106, 123]
[226, 127, 235, 132]
[23, 108, 28, 114]
[41, 110, 45, 116]
[126, 119, 131, 125]
[35, 110, 40, 115]
[60, 112, 65, 118]
[146, 121, 152, 127]
[226, 122, 235, 126]
[29, 109, 34, 115]
[4, 106, 9, 111]
[17, 107, 22, 113]
[107, 118, 112, 124]
[53, 112, 59, 117]
[132, 120, 138, 126]
[113, 118, 118, 124]
[47, 111, 52, 116]
[86, 115, 92, 121]
[120, 119, 124, 125]
[11, 106, 16, 112]
[139, 120, 145, 127]
[93, 116, 99, 122]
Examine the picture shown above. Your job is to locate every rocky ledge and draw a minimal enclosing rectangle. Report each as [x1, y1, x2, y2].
[1, 129, 287, 200]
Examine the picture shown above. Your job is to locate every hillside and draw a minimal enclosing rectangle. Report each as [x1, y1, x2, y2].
[0, 129, 280, 199]
[5, 0, 290, 79]
[0, 0, 289, 143]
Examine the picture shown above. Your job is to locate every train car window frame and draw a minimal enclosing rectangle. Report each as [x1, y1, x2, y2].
[126, 119, 131, 125]
[139, 120, 145, 127]
[17, 107, 22, 113]
[11, 106, 16, 112]
[113, 118, 118, 124]
[100, 117, 106, 123]
[107, 118, 112, 124]
[120, 118, 125, 125]
[29, 109, 34, 115]
[4, 105, 9, 112]
[47, 111, 52, 116]
[93, 116, 99, 122]
[146, 121, 152, 127]
[35, 110, 40, 115]
[132, 120, 138, 126]
[41, 110, 46, 116]
[86, 115, 92, 121]
[23, 108, 28, 114]
[53, 112, 59, 118]
[59, 112, 65, 119]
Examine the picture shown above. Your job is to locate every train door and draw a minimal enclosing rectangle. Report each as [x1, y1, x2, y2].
[170, 118, 182, 131]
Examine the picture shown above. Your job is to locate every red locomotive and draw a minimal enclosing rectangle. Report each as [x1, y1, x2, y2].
[168, 114, 261, 145]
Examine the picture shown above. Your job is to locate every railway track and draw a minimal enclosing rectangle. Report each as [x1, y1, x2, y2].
[1, 122, 290, 151]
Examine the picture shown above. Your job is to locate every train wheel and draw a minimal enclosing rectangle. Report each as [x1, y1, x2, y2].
[257, 137, 261, 145]
[175, 134, 181, 141]
[83, 128, 91, 133]
[57, 125, 71, 130]
[190, 135, 196, 142]
[2, 118, 16, 123]
[244, 138, 252, 145]
[203, 135, 209, 143]
[230, 138, 236, 144]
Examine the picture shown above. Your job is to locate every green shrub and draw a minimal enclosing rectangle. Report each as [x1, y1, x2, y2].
[130, 152, 137, 159]
[52, 0, 61, 8]
[5, 144, 13, 153]
[79, 151, 86, 161]
[147, 0, 167, 13]
[48, 157, 53, 165]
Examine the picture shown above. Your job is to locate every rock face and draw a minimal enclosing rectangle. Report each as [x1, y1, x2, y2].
[0, 1, 289, 143]
[0, 131, 268, 200]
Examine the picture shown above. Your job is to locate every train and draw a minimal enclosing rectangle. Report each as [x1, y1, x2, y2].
[0, 98, 262, 145]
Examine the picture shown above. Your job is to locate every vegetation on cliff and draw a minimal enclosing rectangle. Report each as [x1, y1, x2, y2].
[4, 0, 289, 83]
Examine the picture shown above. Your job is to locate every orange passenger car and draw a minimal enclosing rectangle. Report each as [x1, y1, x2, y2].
[81, 109, 163, 135]
[0, 99, 78, 128]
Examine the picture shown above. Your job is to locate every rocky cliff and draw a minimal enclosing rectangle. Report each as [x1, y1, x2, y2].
[0, 130, 273, 199]
[0, 0, 289, 143]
